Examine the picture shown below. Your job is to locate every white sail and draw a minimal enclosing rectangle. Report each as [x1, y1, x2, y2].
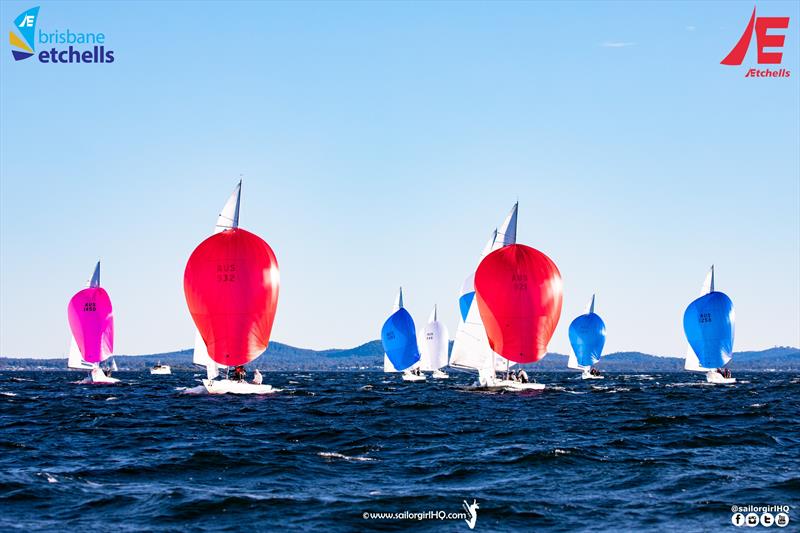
[685, 266, 717, 372]
[452, 203, 519, 374]
[586, 294, 596, 314]
[90, 261, 100, 288]
[192, 181, 243, 379]
[567, 352, 589, 371]
[215, 179, 241, 232]
[111, 359, 118, 372]
[418, 305, 450, 371]
[492, 202, 518, 251]
[450, 301, 495, 371]
[67, 334, 92, 370]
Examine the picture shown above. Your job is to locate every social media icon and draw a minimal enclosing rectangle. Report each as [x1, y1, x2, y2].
[746, 513, 759, 527]
[761, 513, 775, 527]
[732, 513, 745, 526]
[775, 512, 789, 527]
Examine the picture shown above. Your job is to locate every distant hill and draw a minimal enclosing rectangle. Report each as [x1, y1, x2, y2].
[1, 342, 798, 372]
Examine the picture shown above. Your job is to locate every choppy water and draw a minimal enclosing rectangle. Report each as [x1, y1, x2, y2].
[1, 371, 798, 532]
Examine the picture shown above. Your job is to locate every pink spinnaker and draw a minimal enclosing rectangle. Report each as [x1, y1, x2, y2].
[67, 288, 114, 364]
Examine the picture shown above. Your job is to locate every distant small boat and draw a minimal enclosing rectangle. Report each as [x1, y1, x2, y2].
[67, 262, 119, 384]
[150, 363, 171, 375]
[418, 305, 450, 379]
[381, 288, 424, 382]
[568, 295, 606, 379]
[684, 266, 736, 384]
[184, 180, 281, 395]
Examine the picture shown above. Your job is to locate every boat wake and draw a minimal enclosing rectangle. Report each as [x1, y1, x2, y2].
[317, 451, 376, 462]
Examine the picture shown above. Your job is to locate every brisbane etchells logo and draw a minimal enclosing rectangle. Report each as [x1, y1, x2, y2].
[721, 6, 790, 78]
[9, 6, 38, 61]
[9, 6, 114, 64]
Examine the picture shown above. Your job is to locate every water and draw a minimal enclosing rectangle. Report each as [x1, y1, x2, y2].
[1, 371, 798, 531]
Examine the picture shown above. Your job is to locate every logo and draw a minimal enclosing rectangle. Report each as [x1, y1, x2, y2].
[9, 6, 115, 64]
[9, 6, 38, 60]
[462, 499, 479, 530]
[721, 6, 790, 78]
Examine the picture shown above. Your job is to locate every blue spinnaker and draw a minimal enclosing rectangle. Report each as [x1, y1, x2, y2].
[568, 313, 606, 367]
[381, 308, 420, 372]
[458, 291, 475, 321]
[683, 291, 735, 369]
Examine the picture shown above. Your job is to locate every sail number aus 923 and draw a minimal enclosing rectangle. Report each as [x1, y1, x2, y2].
[512, 272, 528, 291]
[217, 264, 237, 282]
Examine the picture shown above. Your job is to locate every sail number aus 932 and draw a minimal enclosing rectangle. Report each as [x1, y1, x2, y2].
[217, 264, 237, 282]
[512, 273, 528, 291]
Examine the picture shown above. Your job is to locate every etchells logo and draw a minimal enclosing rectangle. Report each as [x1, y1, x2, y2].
[721, 6, 790, 78]
[9, 6, 38, 60]
[9, 6, 115, 64]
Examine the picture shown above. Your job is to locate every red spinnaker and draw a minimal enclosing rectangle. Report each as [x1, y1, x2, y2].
[183, 228, 279, 367]
[474, 244, 562, 363]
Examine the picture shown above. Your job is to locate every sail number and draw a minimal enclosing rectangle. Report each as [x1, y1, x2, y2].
[217, 264, 236, 282]
[699, 312, 712, 324]
[512, 273, 527, 291]
[83, 302, 96, 312]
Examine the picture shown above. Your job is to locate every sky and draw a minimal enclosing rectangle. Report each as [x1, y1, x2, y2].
[1, 1, 798, 358]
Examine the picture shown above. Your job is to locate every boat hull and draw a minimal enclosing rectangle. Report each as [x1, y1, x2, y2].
[581, 371, 604, 380]
[202, 379, 278, 395]
[402, 373, 426, 382]
[706, 371, 736, 384]
[150, 367, 171, 375]
[431, 369, 449, 379]
[78, 368, 119, 384]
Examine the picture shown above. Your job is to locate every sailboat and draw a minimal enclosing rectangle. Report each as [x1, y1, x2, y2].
[450, 203, 545, 391]
[567, 295, 606, 379]
[418, 305, 450, 379]
[183, 180, 281, 394]
[683, 266, 736, 384]
[67, 261, 119, 384]
[150, 362, 171, 375]
[381, 288, 424, 382]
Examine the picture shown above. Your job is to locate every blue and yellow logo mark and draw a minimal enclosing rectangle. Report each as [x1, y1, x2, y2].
[9, 6, 39, 61]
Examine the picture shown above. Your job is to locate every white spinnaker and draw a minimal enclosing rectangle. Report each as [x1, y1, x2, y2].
[67, 335, 92, 370]
[685, 266, 716, 372]
[193, 181, 242, 380]
[418, 306, 450, 371]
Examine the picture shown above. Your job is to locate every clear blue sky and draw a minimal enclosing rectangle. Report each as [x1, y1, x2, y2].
[1, 1, 798, 358]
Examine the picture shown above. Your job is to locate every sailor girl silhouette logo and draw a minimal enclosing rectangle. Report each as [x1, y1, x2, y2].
[9, 6, 39, 61]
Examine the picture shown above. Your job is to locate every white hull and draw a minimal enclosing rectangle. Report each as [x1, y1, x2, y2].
[581, 371, 604, 380]
[706, 371, 736, 384]
[402, 372, 426, 382]
[431, 369, 449, 379]
[78, 368, 119, 384]
[466, 378, 545, 392]
[202, 379, 279, 395]
[150, 366, 171, 375]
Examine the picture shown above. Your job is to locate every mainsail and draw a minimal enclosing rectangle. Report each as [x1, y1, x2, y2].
[683, 266, 734, 371]
[451, 203, 519, 374]
[67, 261, 114, 368]
[567, 295, 606, 370]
